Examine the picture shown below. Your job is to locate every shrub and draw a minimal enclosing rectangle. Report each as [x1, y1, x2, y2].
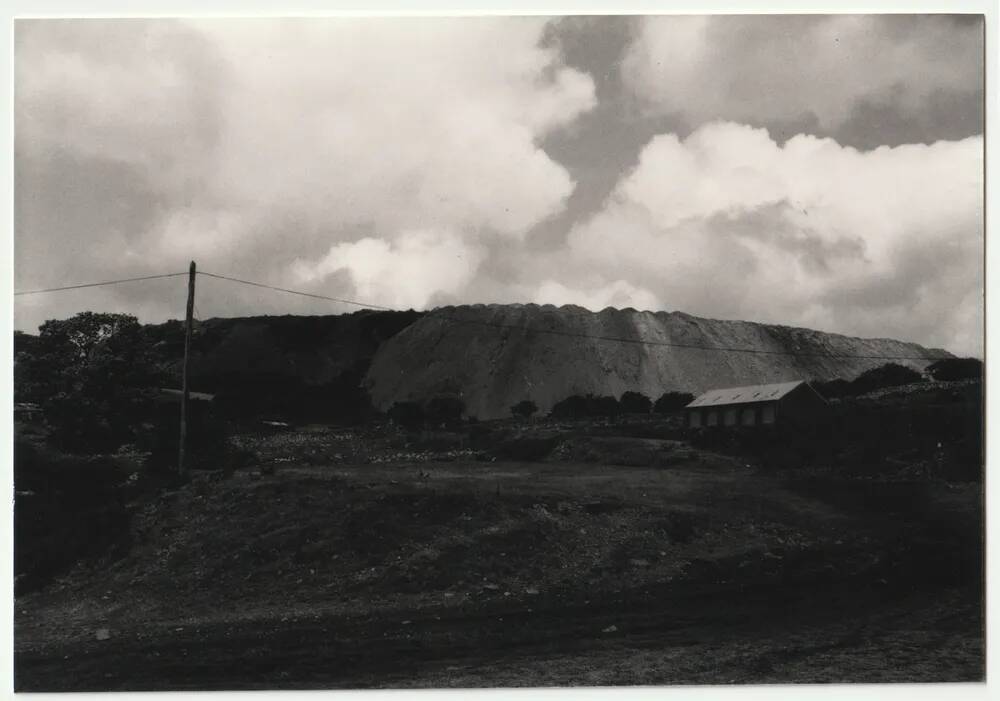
[139, 398, 231, 472]
[589, 395, 621, 417]
[814, 378, 853, 400]
[619, 391, 652, 414]
[14, 437, 131, 593]
[653, 391, 695, 414]
[550, 394, 621, 419]
[850, 362, 925, 396]
[425, 396, 466, 426]
[493, 435, 563, 461]
[550, 395, 590, 419]
[510, 399, 538, 420]
[926, 357, 983, 382]
[388, 401, 425, 430]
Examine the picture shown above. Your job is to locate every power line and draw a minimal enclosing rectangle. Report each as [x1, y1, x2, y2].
[12, 267, 947, 362]
[436, 312, 942, 361]
[198, 271, 398, 311]
[14, 272, 188, 296]
[199, 270, 945, 362]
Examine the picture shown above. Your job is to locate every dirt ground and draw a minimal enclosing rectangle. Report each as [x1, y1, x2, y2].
[14, 432, 984, 690]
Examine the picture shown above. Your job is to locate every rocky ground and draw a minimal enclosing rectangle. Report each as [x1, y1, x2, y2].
[14, 419, 984, 690]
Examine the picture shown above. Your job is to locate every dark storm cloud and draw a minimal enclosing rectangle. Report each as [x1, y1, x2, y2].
[623, 14, 984, 149]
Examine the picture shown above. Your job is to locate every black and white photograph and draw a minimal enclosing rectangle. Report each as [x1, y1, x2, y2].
[8, 4, 990, 693]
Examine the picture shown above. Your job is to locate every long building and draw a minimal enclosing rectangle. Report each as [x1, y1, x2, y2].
[685, 380, 828, 429]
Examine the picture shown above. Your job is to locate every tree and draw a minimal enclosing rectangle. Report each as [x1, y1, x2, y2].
[550, 395, 589, 420]
[425, 396, 465, 426]
[926, 358, 983, 382]
[510, 399, 538, 420]
[15, 312, 164, 453]
[619, 391, 652, 414]
[850, 363, 924, 396]
[388, 401, 425, 430]
[653, 391, 695, 414]
[813, 378, 853, 400]
[38, 312, 144, 364]
[550, 394, 620, 419]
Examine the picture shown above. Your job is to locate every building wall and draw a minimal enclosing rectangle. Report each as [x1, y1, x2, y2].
[687, 383, 828, 430]
[774, 383, 829, 428]
[688, 400, 778, 428]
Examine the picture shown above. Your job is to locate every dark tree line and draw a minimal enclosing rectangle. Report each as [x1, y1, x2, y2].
[813, 359, 981, 400]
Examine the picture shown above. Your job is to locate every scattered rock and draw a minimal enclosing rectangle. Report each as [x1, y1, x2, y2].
[602, 624, 618, 634]
[95, 628, 111, 641]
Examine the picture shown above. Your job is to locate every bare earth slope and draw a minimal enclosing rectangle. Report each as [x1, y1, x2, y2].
[365, 304, 952, 419]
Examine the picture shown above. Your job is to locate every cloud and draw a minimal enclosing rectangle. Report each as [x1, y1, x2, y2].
[623, 15, 983, 144]
[562, 122, 983, 355]
[14, 17, 984, 358]
[534, 279, 660, 312]
[291, 229, 486, 310]
[15, 18, 595, 326]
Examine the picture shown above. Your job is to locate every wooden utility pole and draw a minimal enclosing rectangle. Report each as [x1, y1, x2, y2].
[178, 260, 196, 476]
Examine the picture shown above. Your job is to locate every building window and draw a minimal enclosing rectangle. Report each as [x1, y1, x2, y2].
[707, 411, 719, 426]
[761, 404, 776, 424]
[741, 407, 756, 426]
[690, 411, 702, 428]
[724, 408, 737, 426]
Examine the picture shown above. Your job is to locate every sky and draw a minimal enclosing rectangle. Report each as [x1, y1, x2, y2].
[14, 15, 985, 356]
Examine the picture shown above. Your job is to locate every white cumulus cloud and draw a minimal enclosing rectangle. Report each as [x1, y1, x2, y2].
[565, 122, 983, 355]
[292, 229, 486, 310]
[15, 17, 596, 322]
[534, 279, 661, 312]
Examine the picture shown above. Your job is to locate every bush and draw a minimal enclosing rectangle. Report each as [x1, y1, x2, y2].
[653, 391, 695, 414]
[139, 398, 231, 472]
[619, 391, 652, 414]
[926, 357, 983, 382]
[589, 395, 621, 417]
[14, 437, 131, 593]
[550, 395, 590, 419]
[425, 396, 466, 426]
[850, 362, 925, 396]
[210, 369, 376, 425]
[388, 401, 425, 430]
[814, 378, 853, 400]
[493, 435, 563, 461]
[510, 399, 538, 420]
[550, 394, 621, 419]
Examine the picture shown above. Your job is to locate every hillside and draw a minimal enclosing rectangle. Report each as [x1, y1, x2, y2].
[142, 310, 422, 420]
[365, 304, 953, 419]
[15, 404, 983, 689]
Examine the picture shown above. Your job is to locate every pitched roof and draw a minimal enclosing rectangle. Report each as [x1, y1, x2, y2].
[156, 388, 216, 402]
[685, 380, 804, 408]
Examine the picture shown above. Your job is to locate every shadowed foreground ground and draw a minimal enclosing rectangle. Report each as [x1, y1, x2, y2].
[15, 448, 984, 690]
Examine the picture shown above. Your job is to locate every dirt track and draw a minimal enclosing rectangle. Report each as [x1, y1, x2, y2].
[15, 578, 982, 689]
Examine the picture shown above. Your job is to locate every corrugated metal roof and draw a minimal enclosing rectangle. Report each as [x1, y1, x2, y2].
[685, 380, 804, 408]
